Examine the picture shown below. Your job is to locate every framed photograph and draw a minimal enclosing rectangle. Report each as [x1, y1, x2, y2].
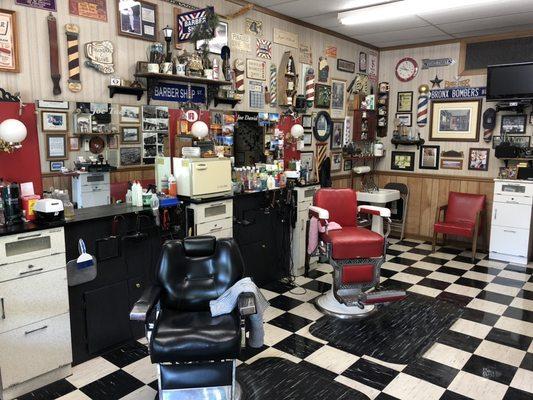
[120, 147, 142, 166]
[391, 151, 415, 171]
[429, 99, 481, 142]
[499, 166, 518, 180]
[303, 132, 312, 146]
[441, 158, 463, 170]
[246, 59, 266, 80]
[196, 20, 228, 55]
[69, 0, 107, 22]
[501, 114, 527, 134]
[49, 161, 64, 172]
[302, 115, 312, 129]
[68, 137, 80, 151]
[41, 111, 68, 132]
[15, 0, 57, 11]
[344, 159, 353, 171]
[492, 135, 531, 148]
[331, 152, 342, 172]
[300, 151, 314, 171]
[73, 113, 92, 134]
[0, 9, 19, 73]
[419, 145, 440, 170]
[314, 84, 332, 109]
[119, 105, 141, 124]
[330, 121, 344, 150]
[330, 78, 346, 119]
[359, 51, 367, 72]
[121, 127, 140, 144]
[37, 100, 69, 110]
[397, 91, 413, 112]
[142, 105, 169, 132]
[468, 148, 489, 171]
[395, 113, 412, 127]
[116, 0, 157, 42]
[108, 135, 118, 149]
[46, 134, 67, 160]
[337, 59, 355, 73]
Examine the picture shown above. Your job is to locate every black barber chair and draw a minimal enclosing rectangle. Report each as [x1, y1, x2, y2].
[130, 237, 256, 399]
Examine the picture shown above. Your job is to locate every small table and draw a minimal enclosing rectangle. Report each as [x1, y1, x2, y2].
[357, 188, 400, 235]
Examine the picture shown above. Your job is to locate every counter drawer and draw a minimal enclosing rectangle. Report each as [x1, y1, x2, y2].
[0, 253, 66, 283]
[0, 268, 69, 334]
[0, 227, 65, 264]
[490, 226, 530, 258]
[190, 200, 233, 224]
[196, 217, 233, 236]
[0, 313, 72, 389]
[492, 202, 532, 229]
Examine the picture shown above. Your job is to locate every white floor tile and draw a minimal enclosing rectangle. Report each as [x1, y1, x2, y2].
[445, 283, 482, 298]
[382, 373, 445, 400]
[122, 356, 157, 384]
[523, 281, 533, 292]
[411, 261, 441, 272]
[423, 343, 472, 369]
[289, 302, 324, 321]
[382, 262, 408, 272]
[295, 323, 328, 344]
[494, 316, 533, 338]
[66, 357, 119, 388]
[510, 368, 533, 393]
[389, 244, 413, 252]
[335, 375, 380, 399]
[510, 297, 533, 312]
[400, 252, 426, 261]
[260, 288, 280, 301]
[407, 284, 441, 298]
[427, 271, 459, 283]
[263, 323, 292, 346]
[444, 260, 474, 270]
[477, 259, 507, 269]
[463, 270, 495, 282]
[390, 272, 424, 285]
[431, 252, 457, 260]
[450, 318, 492, 339]
[498, 270, 530, 282]
[484, 283, 521, 297]
[305, 345, 359, 374]
[316, 273, 333, 284]
[467, 298, 507, 315]
[57, 391, 92, 400]
[474, 340, 526, 367]
[246, 347, 301, 365]
[362, 355, 406, 372]
[263, 306, 286, 322]
[293, 275, 313, 286]
[284, 288, 320, 302]
[448, 371, 508, 400]
[119, 385, 158, 400]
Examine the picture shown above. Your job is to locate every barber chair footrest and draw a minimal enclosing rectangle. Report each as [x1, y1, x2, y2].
[362, 290, 407, 305]
[315, 289, 376, 319]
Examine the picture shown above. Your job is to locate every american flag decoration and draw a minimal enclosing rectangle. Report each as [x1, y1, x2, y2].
[269, 64, 277, 106]
[256, 38, 272, 60]
[178, 8, 208, 42]
[305, 67, 315, 108]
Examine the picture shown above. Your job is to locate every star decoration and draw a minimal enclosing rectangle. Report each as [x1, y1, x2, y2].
[430, 74, 443, 88]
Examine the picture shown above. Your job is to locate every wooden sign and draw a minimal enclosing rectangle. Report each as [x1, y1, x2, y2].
[299, 43, 312, 64]
[69, 0, 107, 22]
[274, 28, 298, 48]
[0, 9, 19, 73]
[245, 18, 262, 36]
[85, 41, 115, 74]
[15, 0, 56, 11]
[325, 45, 337, 58]
[422, 58, 455, 69]
[231, 33, 251, 52]
[246, 59, 266, 80]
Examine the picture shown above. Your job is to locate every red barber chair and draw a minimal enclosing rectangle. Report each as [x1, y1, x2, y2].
[306, 188, 406, 318]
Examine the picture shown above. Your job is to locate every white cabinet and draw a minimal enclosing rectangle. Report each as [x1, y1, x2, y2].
[292, 185, 320, 276]
[187, 199, 233, 239]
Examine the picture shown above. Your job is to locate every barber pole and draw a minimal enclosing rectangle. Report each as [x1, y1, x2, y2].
[305, 68, 315, 108]
[65, 24, 82, 93]
[417, 95, 428, 127]
[234, 59, 245, 100]
[269, 64, 277, 106]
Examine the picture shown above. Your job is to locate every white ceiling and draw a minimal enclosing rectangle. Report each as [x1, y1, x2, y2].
[248, 0, 533, 48]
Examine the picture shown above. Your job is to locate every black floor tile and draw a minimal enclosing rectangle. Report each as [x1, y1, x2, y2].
[492, 276, 525, 288]
[397, 240, 421, 247]
[402, 267, 432, 277]
[517, 289, 533, 301]
[307, 269, 327, 279]
[408, 248, 432, 256]
[486, 327, 532, 351]
[476, 290, 514, 305]
[462, 354, 517, 385]
[471, 265, 501, 276]
[387, 249, 403, 256]
[269, 313, 313, 332]
[455, 277, 487, 289]
[437, 291, 472, 307]
[148, 380, 158, 390]
[440, 390, 474, 400]
[375, 393, 400, 400]
[262, 280, 296, 293]
[503, 387, 533, 400]
[403, 357, 459, 388]
[437, 330, 482, 353]
[298, 360, 339, 381]
[302, 280, 331, 293]
[418, 278, 451, 291]
[79, 370, 144, 400]
[503, 306, 533, 323]
[438, 247, 464, 255]
[273, 334, 324, 359]
[505, 264, 533, 275]
[101, 341, 149, 368]
[453, 255, 481, 264]
[269, 295, 304, 311]
[18, 379, 76, 400]
[342, 358, 398, 390]
[379, 279, 412, 291]
[380, 268, 398, 278]
[388, 257, 418, 266]
[239, 344, 269, 362]
[421, 256, 449, 265]
[520, 352, 533, 371]
[461, 307, 500, 326]
[435, 266, 466, 276]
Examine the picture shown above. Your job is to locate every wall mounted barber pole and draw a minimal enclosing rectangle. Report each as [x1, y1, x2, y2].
[417, 84, 429, 127]
[305, 67, 315, 108]
[233, 59, 245, 100]
[270, 64, 277, 106]
[65, 23, 82, 92]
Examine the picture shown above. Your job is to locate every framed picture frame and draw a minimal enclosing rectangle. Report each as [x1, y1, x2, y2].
[0, 9, 19, 73]
[120, 147, 142, 166]
[49, 161, 64, 172]
[429, 99, 481, 142]
[302, 115, 312, 129]
[395, 113, 412, 127]
[37, 100, 69, 110]
[337, 59, 355, 73]
[391, 151, 415, 171]
[116, 0, 157, 42]
[119, 105, 141, 124]
[73, 113, 92, 134]
[41, 111, 68, 132]
[121, 126, 140, 144]
[500, 114, 527, 134]
[492, 135, 531, 148]
[330, 78, 346, 119]
[343, 159, 353, 171]
[246, 59, 266, 80]
[196, 20, 228, 55]
[441, 158, 463, 170]
[359, 51, 367, 72]
[397, 91, 413, 112]
[108, 134, 118, 149]
[68, 137, 80, 151]
[314, 84, 331, 109]
[419, 145, 440, 170]
[300, 151, 314, 171]
[468, 147, 490, 171]
[331, 152, 342, 172]
[330, 120, 344, 150]
[46, 134, 67, 160]
[303, 132, 312, 146]
[69, 0, 107, 22]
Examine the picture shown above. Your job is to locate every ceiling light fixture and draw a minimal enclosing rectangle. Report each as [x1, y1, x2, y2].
[339, 0, 500, 25]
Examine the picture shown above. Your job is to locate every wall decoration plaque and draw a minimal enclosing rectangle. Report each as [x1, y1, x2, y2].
[299, 44, 312, 64]
[314, 84, 331, 109]
[15, 0, 56, 11]
[246, 59, 266, 80]
[177, 7, 209, 42]
[69, 0, 107, 22]
[47, 12, 61, 94]
[0, 9, 19, 73]
[231, 32, 251, 52]
[429, 87, 486, 100]
[245, 18, 262, 36]
[273, 28, 298, 48]
[117, 0, 158, 42]
[256, 38, 272, 59]
[325, 45, 337, 58]
[330, 78, 346, 119]
[359, 51, 367, 72]
[422, 57, 455, 69]
[318, 56, 329, 83]
[337, 59, 355, 73]
[85, 41, 115, 74]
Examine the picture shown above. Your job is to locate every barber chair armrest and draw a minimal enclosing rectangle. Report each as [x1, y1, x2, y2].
[309, 206, 329, 220]
[358, 205, 391, 218]
[130, 286, 161, 322]
[237, 292, 257, 316]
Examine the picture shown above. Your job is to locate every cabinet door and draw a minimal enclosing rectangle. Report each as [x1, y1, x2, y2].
[492, 202, 531, 229]
[490, 226, 530, 257]
[0, 313, 72, 389]
[0, 268, 69, 334]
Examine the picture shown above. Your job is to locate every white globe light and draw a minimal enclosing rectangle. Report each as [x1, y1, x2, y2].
[191, 121, 209, 139]
[290, 123, 304, 139]
[0, 119, 27, 143]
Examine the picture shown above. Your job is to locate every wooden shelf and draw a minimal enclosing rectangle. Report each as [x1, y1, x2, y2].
[134, 73, 231, 87]
[391, 137, 425, 149]
[108, 85, 145, 101]
[213, 96, 240, 108]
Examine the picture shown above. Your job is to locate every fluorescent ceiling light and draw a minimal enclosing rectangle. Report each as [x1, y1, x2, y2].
[339, 0, 500, 25]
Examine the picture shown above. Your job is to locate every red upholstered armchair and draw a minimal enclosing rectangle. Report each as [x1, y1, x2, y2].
[432, 192, 486, 262]
[306, 188, 406, 317]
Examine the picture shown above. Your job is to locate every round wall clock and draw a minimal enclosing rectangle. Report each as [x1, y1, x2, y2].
[395, 57, 418, 82]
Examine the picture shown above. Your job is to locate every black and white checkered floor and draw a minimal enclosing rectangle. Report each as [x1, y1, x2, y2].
[21, 238, 533, 400]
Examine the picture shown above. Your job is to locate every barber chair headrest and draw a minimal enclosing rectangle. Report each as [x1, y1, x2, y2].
[183, 236, 216, 257]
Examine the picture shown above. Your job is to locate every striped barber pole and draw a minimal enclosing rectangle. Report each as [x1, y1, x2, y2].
[417, 95, 428, 127]
[65, 24, 82, 93]
[270, 64, 277, 106]
[234, 61, 245, 100]
[305, 68, 315, 107]
[178, 8, 207, 42]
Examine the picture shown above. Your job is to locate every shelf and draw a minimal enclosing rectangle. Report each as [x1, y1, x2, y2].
[214, 96, 240, 108]
[134, 73, 232, 87]
[108, 85, 146, 101]
[391, 137, 425, 149]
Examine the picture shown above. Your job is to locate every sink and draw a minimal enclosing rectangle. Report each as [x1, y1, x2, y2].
[357, 188, 400, 205]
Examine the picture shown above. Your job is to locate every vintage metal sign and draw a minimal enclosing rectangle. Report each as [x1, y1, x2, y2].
[422, 58, 455, 69]
[152, 82, 206, 103]
[274, 28, 298, 48]
[15, 0, 57, 11]
[231, 33, 251, 52]
[256, 38, 272, 59]
[177, 7, 209, 42]
[429, 86, 486, 100]
[84, 41, 114, 74]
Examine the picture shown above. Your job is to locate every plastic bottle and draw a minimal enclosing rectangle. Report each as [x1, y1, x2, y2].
[136, 181, 143, 206]
[151, 193, 160, 226]
[161, 175, 169, 195]
[126, 188, 132, 205]
[168, 175, 177, 197]
[212, 58, 220, 80]
[131, 182, 137, 206]
[267, 174, 276, 190]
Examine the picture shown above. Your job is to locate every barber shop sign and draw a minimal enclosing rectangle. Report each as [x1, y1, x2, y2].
[152, 82, 207, 104]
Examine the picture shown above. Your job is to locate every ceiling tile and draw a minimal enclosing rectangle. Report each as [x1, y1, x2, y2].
[374, 34, 454, 48]
[269, 0, 363, 19]
[356, 26, 447, 43]
[301, 13, 343, 29]
[438, 11, 533, 35]
[451, 23, 533, 38]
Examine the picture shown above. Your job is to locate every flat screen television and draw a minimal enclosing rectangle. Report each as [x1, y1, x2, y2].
[487, 62, 533, 101]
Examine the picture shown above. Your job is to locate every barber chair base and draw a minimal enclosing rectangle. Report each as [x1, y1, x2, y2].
[159, 381, 243, 400]
[315, 289, 376, 319]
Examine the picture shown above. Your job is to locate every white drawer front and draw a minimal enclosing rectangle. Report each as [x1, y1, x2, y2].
[0, 268, 69, 334]
[492, 202, 532, 229]
[196, 217, 233, 236]
[190, 200, 233, 224]
[0, 253, 66, 283]
[0, 313, 72, 389]
[490, 226, 530, 258]
[210, 228, 233, 240]
[0, 228, 65, 264]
